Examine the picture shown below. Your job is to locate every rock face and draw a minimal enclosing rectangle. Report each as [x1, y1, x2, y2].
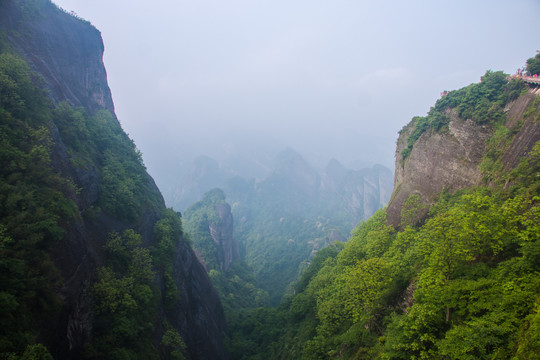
[387, 89, 540, 228]
[501, 93, 540, 171]
[220, 149, 393, 304]
[184, 188, 240, 273]
[0, 0, 114, 114]
[234, 148, 393, 225]
[321, 161, 393, 225]
[209, 202, 240, 271]
[0, 1, 228, 358]
[170, 239, 229, 360]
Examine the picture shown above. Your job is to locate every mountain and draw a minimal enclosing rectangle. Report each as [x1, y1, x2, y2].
[166, 156, 232, 212]
[387, 70, 540, 228]
[216, 149, 392, 304]
[183, 189, 240, 273]
[231, 65, 540, 359]
[0, 1, 227, 358]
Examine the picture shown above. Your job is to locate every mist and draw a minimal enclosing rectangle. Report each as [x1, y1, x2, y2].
[52, 0, 540, 192]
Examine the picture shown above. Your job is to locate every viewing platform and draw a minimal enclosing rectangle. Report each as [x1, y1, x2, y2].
[519, 75, 540, 85]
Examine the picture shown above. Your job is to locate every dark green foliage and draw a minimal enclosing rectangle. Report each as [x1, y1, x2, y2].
[0, 52, 76, 357]
[161, 324, 187, 360]
[183, 189, 225, 271]
[225, 307, 287, 360]
[504, 78, 527, 103]
[88, 230, 159, 359]
[87, 217, 187, 360]
[183, 188, 269, 309]
[152, 208, 183, 269]
[53, 103, 161, 221]
[526, 51, 540, 76]
[1, 343, 55, 360]
[0, 49, 185, 358]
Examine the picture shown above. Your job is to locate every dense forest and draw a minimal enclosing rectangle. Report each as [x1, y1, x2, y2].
[0, 0, 539, 359]
[0, 49, 189, 359]
[174, 148, 392, 305]
[185, 57, 540, 359]
[0, 1, 227, 359]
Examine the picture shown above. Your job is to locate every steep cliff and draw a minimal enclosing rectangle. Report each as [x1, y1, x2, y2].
[221, 149, 392, 304]
[0, 0, 114, 114]
[387, 71, 540, 227]
[260, 63, 540, 360]
[183, 189, 240, 273]
[0, 1, 227, 359]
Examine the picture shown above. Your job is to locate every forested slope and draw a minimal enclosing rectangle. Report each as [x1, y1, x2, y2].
[0, 1, 227, 358]
[230, 58, 540, 360]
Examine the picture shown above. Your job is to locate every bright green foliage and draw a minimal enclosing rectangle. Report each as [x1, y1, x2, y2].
[400, 194, 427, 228]
[402, 70, 516, 162]
[265, 109, 540, 360]
[274, 184, 540, 360]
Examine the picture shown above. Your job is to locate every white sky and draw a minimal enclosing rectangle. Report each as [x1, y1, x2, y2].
[52, 0, 540, 182]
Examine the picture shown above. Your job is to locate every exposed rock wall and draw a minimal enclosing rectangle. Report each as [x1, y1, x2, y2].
[502, 92, 540, 171]
[387, 90, 540, 228]
[170, 240, 229, 360]
[0, 0, 114, 114]
[209, 202, 240, 271]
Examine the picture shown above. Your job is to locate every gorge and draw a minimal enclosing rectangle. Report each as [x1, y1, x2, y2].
[0, 1, 539, 359]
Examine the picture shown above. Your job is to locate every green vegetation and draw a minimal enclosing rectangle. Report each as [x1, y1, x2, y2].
[52, 102, 162, 221]
[225, 180, 351, 305]
[183, 189, 227, 271]
[218, 62, 540, 359]
[183, 189, 272, 358]
[526, 51, 540, 76]
[0, 50, 185, 358]
[0, 52, 75, 358]
[183, 188, 268, 312]
[85, 220, 187, 360]
[266, 167, 539, 359]
[2, 6, 539, 358]
[401, 71, 525, 162]
[88, 230, 159, 358]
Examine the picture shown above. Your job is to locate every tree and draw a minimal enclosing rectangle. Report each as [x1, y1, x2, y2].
[526, 51, 540, 76]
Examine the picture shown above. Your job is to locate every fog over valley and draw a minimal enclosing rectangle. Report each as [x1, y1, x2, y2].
[2, 0, 540, 358]
[51, 0, 540, 207]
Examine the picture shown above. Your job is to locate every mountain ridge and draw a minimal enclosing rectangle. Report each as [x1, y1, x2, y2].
[0, 1, 228, 358]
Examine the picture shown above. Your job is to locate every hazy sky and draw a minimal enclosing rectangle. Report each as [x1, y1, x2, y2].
[52, 0, 540, 181]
